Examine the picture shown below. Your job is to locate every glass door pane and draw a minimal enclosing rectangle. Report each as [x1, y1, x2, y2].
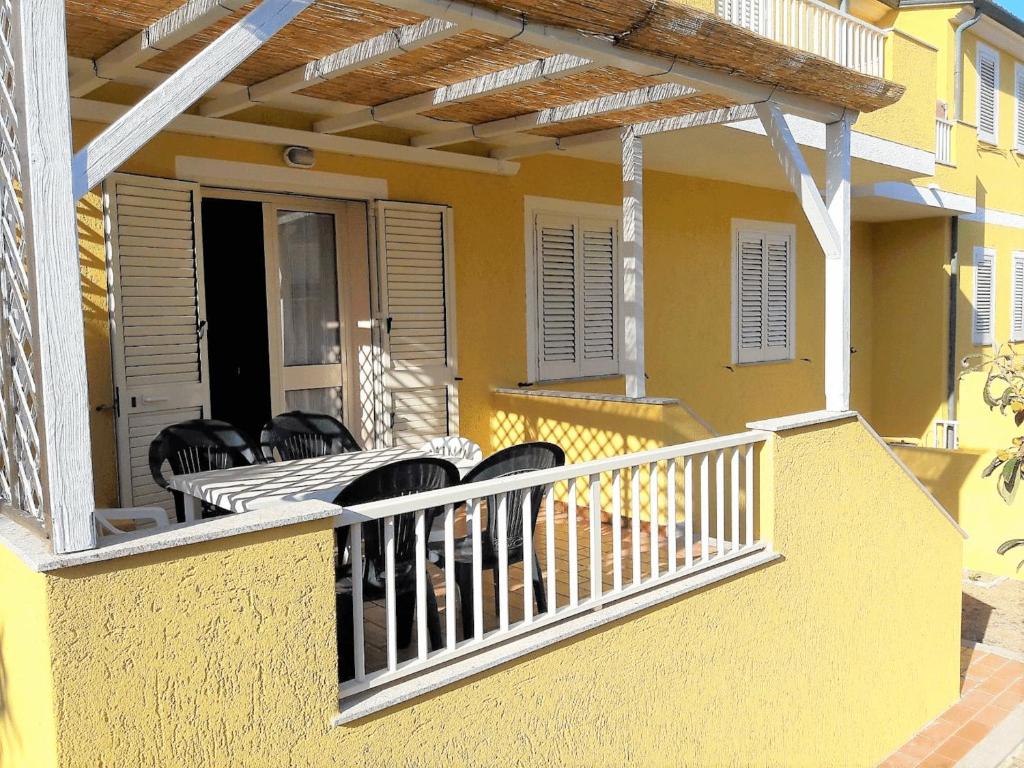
[278, 210, 341, 367]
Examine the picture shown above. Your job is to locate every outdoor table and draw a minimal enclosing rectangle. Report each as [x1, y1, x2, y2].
[166, 446, 477, 523]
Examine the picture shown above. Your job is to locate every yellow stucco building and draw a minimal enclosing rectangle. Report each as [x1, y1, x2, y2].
[0, 0, 1018, 764]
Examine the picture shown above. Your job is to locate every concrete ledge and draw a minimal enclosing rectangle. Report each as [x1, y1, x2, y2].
[0, 498, 340, 573]
[334, 546, 781, 725]
[493, 388, 680, 406]
[746, 410, 856, 432]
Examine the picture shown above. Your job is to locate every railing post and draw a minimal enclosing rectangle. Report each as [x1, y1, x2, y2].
[13, 0, 96, 552]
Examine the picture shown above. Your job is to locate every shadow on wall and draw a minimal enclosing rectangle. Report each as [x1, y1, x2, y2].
[0, 629, 19, 763]
[489, 393, 715, 464]
[78, 192, 118, 507]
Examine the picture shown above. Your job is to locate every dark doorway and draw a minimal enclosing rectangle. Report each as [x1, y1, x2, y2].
[201, 198, 272, 443]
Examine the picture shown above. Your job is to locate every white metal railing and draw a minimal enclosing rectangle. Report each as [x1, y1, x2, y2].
[336, 430, 769, 698]
[0, 0, 44, 525]
[935, 118, 954, 166]
[716, 0, 885, 78]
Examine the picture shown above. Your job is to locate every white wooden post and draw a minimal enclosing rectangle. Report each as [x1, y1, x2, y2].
[622, 126, 646, 399]
[15, 0, 97, 552]
[825, 111, 855, 412]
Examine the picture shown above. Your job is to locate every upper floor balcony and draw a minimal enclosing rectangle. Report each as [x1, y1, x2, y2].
[716, 0, 886, 78]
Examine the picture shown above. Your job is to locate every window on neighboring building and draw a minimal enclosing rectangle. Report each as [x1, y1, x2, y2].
[732, 220, 795, 364]
[973, 247, 996, 346]
[529, 205, 621, 381]
[976, 43, 1000, 145]
[1013, 251, 1024, 342]
[1015, 63, 1024, 153]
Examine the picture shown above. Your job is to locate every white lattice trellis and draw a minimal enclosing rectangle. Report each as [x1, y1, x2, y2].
[0, 0, 44, 525]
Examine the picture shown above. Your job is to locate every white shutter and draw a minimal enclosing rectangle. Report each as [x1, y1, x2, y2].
[535, 214, 580, 380]
[1014, 63, 1024, 153]
[1012, 252, 1024, 342]
[580, 218, 619, 376]
[735, 224, 794, 364]
[105, 174, 210, 513]
[977, 44, 999, 144]
[972, 247, 996, 346]
[376, 201, 458, 447]
[736, 231, 766, 364]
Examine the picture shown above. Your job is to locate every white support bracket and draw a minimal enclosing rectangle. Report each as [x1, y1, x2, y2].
[622, 126, 646, 400]
[15, 0, 97, 552]
[71, 0, 314, 199]
[754, 102, 840, 259]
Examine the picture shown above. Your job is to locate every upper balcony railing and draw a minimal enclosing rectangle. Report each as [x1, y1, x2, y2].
[716, 0, 885, 78]
[336, 430, 770, 707]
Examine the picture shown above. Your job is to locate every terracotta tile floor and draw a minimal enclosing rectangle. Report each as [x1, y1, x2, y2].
[879, 646, 1024, 767]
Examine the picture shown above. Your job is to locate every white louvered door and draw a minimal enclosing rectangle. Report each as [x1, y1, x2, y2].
[976, 44, 999, 144]
[105, 174, 210, 513]
[375, 201, 458, 447]
[735, 224, 794, 364]
[972, 247, 996, 346]
[1012, 252, 1024, 342]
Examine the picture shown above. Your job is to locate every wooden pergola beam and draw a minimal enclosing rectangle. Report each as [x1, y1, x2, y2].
[16, 0, 96, 552]
[490, 104, 758, 160]
[314, 53, 593, 134]
[69, 0, 250, 97]
[200, 18, 459, 118]
[411, 82, 695, 148]
[72, 0, 314, 199]
[372, 0, 847, 123]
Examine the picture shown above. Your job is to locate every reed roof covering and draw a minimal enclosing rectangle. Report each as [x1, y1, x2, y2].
[66, 0, 904, 147]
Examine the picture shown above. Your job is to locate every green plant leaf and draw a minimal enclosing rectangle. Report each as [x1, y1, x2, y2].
[996, 538, 1024, 555]
[999, 458, 1021, 504]
[982, 457, 1005, 478]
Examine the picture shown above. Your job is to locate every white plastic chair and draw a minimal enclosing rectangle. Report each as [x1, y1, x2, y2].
[422, 436, 483, 462]
[94, 507, 171, 537]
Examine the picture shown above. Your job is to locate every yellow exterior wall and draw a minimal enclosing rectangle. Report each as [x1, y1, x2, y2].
[857, 29, 938, 153]
[0, 545, 59, 768]
[0, 418, 961, 767]
[894, 444, 1020, 577]
[73, 120, 875, 506]
[868, 217, 950, 443]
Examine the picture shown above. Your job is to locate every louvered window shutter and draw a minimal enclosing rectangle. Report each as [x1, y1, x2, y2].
[735, 226, 794, 364]
[580, 218, 619, 376]
[1012, 252, 1024, 342]
[376, 201, 458, 447]
[972, 248, 996, 346]
[534, 212, 621, 381]
[535, 214, 581, 381]
[977, 45, 999, 144]
[1015, 64, 1024, 153]
[105, 175, 210, 513]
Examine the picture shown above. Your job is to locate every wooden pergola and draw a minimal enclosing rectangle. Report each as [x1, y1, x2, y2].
[1, 0, 901, 552]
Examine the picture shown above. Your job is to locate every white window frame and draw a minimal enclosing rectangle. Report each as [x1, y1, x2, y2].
[1012, 250, 1024, 343]
[731, 218, 797, 365]
[976, 42, 1000, 146]
[525, 196, 623, 383]
[972, 246, 997, 346]
[1014, 62, 1024, 155]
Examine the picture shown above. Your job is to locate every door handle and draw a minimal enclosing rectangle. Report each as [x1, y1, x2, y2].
[142, 396, 169, 405]
[197, 320, 208, 341]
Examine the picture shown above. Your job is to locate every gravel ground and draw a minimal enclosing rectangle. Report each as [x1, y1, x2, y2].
[962, 574, 1024, 656]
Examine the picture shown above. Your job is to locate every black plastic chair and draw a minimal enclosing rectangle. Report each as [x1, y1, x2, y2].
[432, 442, 565, 639]
[149, 419, 267, 523]
[260, 410, 362, 461]
[334, 457, 460, 681]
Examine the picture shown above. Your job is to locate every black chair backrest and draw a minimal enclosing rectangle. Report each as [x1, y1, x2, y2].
[461, 442, 566, 550]
[334, 458, 460, 576]
[261, 410, 361, 461]
[149, 419, 265, 490]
